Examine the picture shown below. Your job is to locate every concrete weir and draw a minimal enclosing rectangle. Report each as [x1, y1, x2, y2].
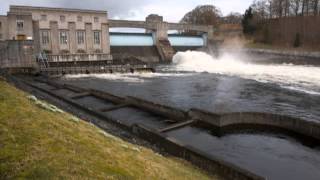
[11, 75, 320, 180]
[189, 109, 320, 143]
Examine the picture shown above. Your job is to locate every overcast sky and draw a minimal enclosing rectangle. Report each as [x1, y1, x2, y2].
[0, 0, 252, 22]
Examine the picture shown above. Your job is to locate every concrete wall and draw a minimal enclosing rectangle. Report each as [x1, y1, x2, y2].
[0, 41, 8, 67]
[110, 46, 160, 63]
[189, 109, 320, 141]
[0, 16, 8, 41]
[85, 23, 94, 53]
[7, 12, 33, 40]
[109, 18, 214, 41]
[133, 124, 264, 180]
[9, 6, 108, 30]
[255, 16, 320, 48]
[0, 40, 35, 68]
[50, 21, 59, 54]
[7, 6, 110, 55]
[68, 22, 77, 54]
[126, 96, 187, 121]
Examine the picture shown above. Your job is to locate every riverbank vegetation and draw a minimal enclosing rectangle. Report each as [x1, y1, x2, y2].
[0, 78, 215, 179]
[242, 0, 320, 50]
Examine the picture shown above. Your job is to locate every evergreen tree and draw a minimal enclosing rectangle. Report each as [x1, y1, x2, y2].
[242, 7, 256, 35]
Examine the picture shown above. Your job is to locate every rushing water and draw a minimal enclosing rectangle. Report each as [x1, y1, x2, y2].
[61, 50, 320, 179]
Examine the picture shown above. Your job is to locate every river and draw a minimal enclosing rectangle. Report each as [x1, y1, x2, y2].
[60, 50, 320, 180]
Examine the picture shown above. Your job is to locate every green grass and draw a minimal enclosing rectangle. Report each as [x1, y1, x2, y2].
[0, 77, 217, 180]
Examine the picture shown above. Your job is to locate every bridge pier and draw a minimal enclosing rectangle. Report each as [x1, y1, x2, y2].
[145, 15, 175, 62]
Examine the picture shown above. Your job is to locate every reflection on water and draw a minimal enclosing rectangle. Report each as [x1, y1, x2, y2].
[167, 127, 320, 180]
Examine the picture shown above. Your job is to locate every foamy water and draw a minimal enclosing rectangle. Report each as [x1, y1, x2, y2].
[64, 72, 193, 83]
[172, 51, 320, 95]
[65, 50, 320, 95]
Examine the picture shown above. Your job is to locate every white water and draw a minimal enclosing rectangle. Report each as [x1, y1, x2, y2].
[64, 72, 193, 83]
[172, 51, 320, 95]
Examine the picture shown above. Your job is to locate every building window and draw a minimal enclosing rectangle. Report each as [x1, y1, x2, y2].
[94, 31, 100, 44]
[17, 20, 24, 31]
[60, 15, 66, 22]
[59, 31, 68, 44]
[94, 17, 99, 23]
[41, 31, 50, 44]
[0, 22, 2, 29]
[77, 31, 85, 44]
[77, 16, 82, 22]
[41, 14, 47, 21]
[0, 34, 2, 40]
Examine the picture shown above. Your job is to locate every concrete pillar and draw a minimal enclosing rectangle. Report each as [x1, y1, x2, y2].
[202, 33, 208, 47]
[68, 22, 77, 54]
[32, 20, 41, 54]
[50, 21, 59, 54]
[155, 22, 168, 40]
[101, 23, 110, 54]
[207, 25, 215, 41]
[85, 23, 93, 53]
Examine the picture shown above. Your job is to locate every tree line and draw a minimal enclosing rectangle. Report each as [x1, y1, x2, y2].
[251, 0, 320, 20]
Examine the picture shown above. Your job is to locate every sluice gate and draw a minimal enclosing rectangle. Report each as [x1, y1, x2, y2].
[13, 76, 320, 180]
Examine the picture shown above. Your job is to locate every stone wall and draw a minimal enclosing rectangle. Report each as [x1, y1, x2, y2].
[0, 40, 35, 68]
[256, 16, 320, 48]
[6, 6, 110, 55]
[110, 46, 160, 63]
[0, 16, 8, 41]
[7, 12, 33, 40]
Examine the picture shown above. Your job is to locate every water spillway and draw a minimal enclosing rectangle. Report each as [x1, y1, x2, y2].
[109, 33, 205, 63]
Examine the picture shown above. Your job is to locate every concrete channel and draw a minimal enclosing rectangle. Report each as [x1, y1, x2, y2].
[9, 75, 320, 180]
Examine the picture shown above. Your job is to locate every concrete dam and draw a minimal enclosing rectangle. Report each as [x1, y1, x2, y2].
[110, 32, 205, 63]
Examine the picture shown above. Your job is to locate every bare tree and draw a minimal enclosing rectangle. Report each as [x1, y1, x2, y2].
[223, 12, 243, 24]
[180, 5, 222, 26]
[180, 5, 222, 35]
[313, 0, 319, 15]
[284, 0, 290, 16]
[268, 0, 274, 18]
[252, 0, 270, 19]
[291, 0, 301, 16]
[250, 0, 319, 17]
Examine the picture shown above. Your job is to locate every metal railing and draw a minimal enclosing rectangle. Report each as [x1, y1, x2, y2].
[47, 53, 113, 62]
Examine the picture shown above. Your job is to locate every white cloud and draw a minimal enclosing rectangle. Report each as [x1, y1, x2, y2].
[1, 0, 252, 22]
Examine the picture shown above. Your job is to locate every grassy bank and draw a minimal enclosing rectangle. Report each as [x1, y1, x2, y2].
[0, 78, 215, 179]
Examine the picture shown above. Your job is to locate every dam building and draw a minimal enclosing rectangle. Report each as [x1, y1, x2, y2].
[0, 5, 214, 70]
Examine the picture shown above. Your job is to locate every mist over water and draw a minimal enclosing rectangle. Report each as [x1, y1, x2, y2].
[172, 51, 320, 95]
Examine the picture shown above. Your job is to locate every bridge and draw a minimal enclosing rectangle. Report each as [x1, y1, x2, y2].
[109, 15, 214, 61]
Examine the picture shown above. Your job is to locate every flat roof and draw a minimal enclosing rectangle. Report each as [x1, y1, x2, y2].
[10, 5, 107, 14]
